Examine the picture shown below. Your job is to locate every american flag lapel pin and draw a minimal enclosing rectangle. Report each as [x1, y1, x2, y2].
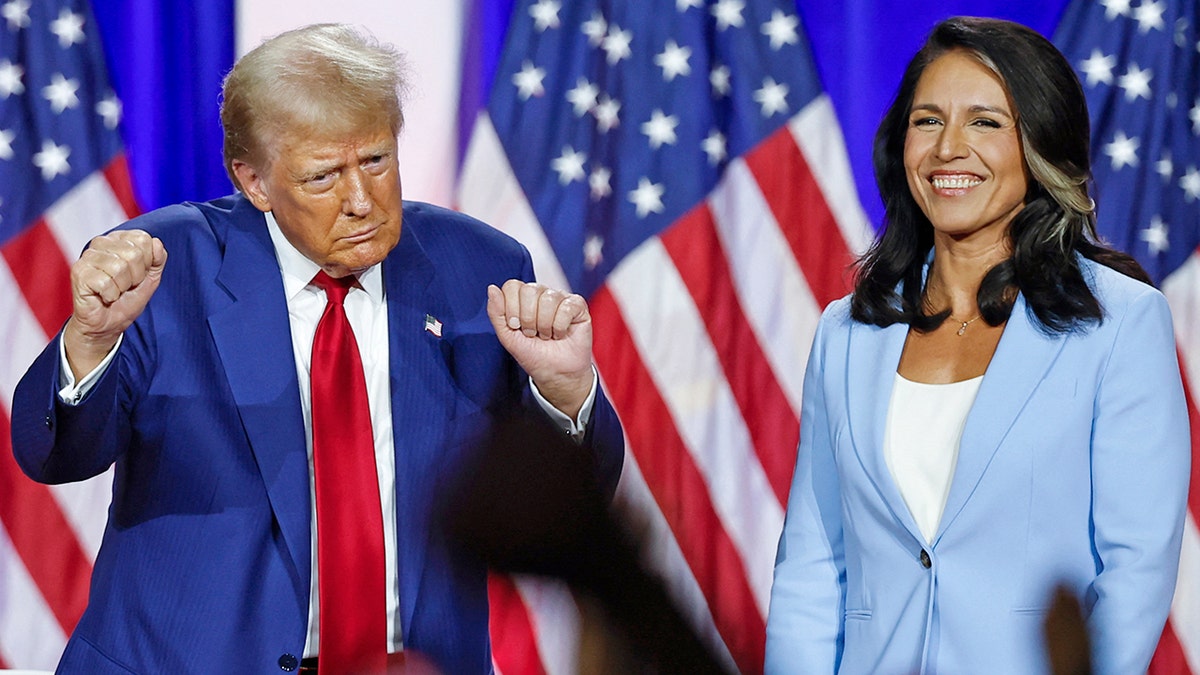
[424, 314, 443, 338]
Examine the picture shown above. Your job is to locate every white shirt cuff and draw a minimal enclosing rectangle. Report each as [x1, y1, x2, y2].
[58, 334, 123, 405]
[529, 366, 598, 442]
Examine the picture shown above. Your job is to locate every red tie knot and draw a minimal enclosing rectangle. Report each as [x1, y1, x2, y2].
[311, 270, 357, 305]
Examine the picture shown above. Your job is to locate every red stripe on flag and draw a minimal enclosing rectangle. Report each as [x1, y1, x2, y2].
[660, 205, 799, 506]
[102, 154, 141, 220]
[743, 127, 857, 308]
[592, 285, 766, 674]
[0, 409, 92, 637]
[0, 219, 74, 338]
[488, 574, 549, 675]
[1149, 619, 1193, 675]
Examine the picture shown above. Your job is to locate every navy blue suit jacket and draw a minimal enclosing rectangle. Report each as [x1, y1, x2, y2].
[11, 194, 624, 674]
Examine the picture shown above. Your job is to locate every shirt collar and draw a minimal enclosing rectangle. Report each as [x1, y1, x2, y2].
[264, 210, 385, 304]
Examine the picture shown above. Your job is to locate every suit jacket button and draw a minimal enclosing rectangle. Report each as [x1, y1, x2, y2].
[278, 653, 299, 671]
[920, 549, 932, 569]
[44, 415, 53, 430]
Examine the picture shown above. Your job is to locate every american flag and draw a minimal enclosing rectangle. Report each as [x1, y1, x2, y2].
[1055, 0, 1200, 671]
[0, 0, 137, 667]
[456, 0, 871, 671]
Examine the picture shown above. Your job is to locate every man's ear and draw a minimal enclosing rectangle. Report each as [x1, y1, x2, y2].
[232, 159, 272, 213]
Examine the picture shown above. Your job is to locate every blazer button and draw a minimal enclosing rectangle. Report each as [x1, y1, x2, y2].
[44, 415, 53, 430]
[278, 653, 299, 671]
[919, 549, 932, 569]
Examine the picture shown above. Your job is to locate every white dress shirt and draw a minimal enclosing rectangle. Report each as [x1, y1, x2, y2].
[883, 372, 983, 544]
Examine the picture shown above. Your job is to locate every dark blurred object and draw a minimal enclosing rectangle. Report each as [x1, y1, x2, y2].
[1044, 584, 1093, 675]
[439, 411, 729, 674]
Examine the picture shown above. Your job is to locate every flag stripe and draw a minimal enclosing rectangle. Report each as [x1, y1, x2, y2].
[1156, 610, 1195, 675]
[592, 284, 766, 674]
[613, 449, 738, 670]
[0, 520, 67, 669]
[0, 411, 92, 639]
[0, 220, 74, 339]
[512, 577, 580, 675]
[708, 155, 821, 417]
[457, 114, 571, 291]
[1170, 511, 1200, 672]
[101, 155, 141, 220]
[786, 97, 874, 256]
[744, 123, 858, 309]
[607, 237, 783, 615]
[489, 574, 551, 675]
[659, 204, 799, 505]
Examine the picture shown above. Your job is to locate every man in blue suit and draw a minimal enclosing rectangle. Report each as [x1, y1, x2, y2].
[10, 24, 622, 674]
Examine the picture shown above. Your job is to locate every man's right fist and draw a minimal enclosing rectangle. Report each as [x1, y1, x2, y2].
[63, 229, 167, 379]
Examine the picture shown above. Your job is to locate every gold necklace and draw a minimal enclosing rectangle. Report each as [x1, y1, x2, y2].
[952, 314, 982, 336]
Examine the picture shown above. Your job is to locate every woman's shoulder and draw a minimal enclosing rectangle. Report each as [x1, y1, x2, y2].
[1079, 255, 1164, 314]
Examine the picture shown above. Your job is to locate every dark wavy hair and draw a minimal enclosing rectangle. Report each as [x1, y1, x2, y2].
[850, 16, 1147, 333]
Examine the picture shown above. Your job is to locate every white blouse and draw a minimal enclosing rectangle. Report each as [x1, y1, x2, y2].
[884, 373, 984, 544]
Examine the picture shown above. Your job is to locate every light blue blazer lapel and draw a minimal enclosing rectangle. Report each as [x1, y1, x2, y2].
[382, 221, 444, 637]
[207, 203, 311, 591]
[935, 294, 1067, 542]
[845, 317, 926, 541]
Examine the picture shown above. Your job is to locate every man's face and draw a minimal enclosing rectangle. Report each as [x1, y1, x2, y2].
[234, 121, 403, 278]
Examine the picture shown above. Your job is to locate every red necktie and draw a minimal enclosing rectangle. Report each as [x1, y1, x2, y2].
[310, 271, 387, 674]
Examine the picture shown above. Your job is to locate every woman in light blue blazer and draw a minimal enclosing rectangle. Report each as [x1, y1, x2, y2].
[765, 17, 1190, 675]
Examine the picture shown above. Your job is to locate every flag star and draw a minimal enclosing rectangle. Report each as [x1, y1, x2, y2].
[1079, 49, 1115, 86]
[712, 0, 746, 31]
[710, 64, 731, 97]
[0, 127, 14, 160]
[43, 73, 80, 113]
[581, 12, 607, 46]
[1103, 131, 1140, 170]
[628, 177, 665, 218]
[551, 145, 587, 185]
[1176, 15, 1189, 47]
[761, 10, 799, 50]
[49, 8, 85, 47]
[1100, 0, 1132, 19]
[1, 0, 29, 31]
[593, 95, 621, 132]
[512, 60, 546, 100]
[566, 78, 599, 116]
[702, 130, 727, 166]
[529, 0, 561, 32]
[641, 109, 679, 149]
[1190, 97, 1200, 134]
[584, 234, 604, 269]
[1117, 63, 1152, 101]
[96, 94, 122, 129]
[655, 40, 692, 81]
[0, 59, 23, 97]
[1141, 216, 1169, 254]
[676, 0, 703, 11]
[601, 25, 633, 65]
[1181, 166, 1200, 202]
[33, 139, 70, 180]
[1133, 0, 1165, 33]
[1156, 152, 1173, 180]
[589, 166, 612, 200]
[753, 77, 789, 117]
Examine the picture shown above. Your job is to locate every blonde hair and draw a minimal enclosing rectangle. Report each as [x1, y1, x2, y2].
[220, 23, 408, 189]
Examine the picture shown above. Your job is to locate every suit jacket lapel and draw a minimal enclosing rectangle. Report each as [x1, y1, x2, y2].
[382, 219, 446, 636]
[845, 318, 926, 541]
[207, 199, 311, 589]
[935, 294, 1066, 542]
